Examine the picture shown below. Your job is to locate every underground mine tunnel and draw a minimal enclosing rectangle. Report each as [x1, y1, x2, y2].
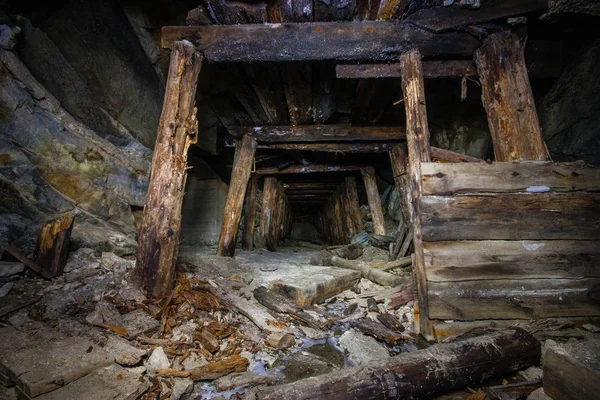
[0, 0, 599, 399]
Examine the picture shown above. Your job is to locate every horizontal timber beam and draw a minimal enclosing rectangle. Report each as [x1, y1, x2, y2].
[336, 41, 563, 79]
[257, 165, 363, 175]
[161, 21, 480, 62]
[230, 125, 404, 141]
[258, 142, 401, 153]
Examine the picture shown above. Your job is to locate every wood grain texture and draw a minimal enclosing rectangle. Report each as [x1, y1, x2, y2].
[217, 135, 257, 256]
[258, 142, 401, 152]
[242, 173, 258, 250]
[135, 41, 201, 298]
[422, 161, 600, 195]
[400, 49, 432, 339]
[229, 124, 404, 141]
[424, 240, 600, 282]
[428, 278, 600, 320]
[406, 0, 547, 33]
[257, 329, 540, 400]
[257, 164, 362, 175]
[361, 167, 386, 235]
[34, 213, 73, 277]
[475, 31, 550, 162]
[161, 22, 481, 61]
[420, 193, 600, 241]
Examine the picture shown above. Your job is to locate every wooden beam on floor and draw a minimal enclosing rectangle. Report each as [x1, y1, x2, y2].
[135, 41, 202, 299]
[405, 0, 547, 33]
[230, 124, 404, 141]
[475, 32, 551, 162]
[400, 49, 433, 339]
[336, 42, 564, 79]
[161, 21, 481, 62]
[361, 166, 386, 236]
[218, 135, 258, 257]
[257, 164, 362, 175]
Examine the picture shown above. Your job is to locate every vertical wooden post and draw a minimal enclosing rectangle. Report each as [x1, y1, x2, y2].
[218, 135, 257, 256]
[361, 167, 386, 235]
[344, 176, 363, 235]
[260, 176, 279, 251]
[389, 144, 413, 225]
[135, 41, 202, 299]
[475, 31, 551, 162]
[400, 49, 433, 339]
[242, 173, 258, 250]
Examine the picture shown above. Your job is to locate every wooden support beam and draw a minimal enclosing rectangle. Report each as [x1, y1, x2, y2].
[161, 22, 481, 62]
[361, 167, 386, 236]
[344, 176, 363, 235]
[336, 42, 564, 79]
[406, 0, 548, 33]
[257, 142, 400, 153]
[400, 49, 433, 339]
[135, 41, 202, 299]
[389, 144, 413, 260]
[242, 173, 258, 250]
[218, 135, 258, 256]
[475, 32, 551, 162]
[284, 182, 339, 189]
[430, 147, 485, 163]
[230, 125, 404, 141]
[257, 164, 362, 175]
[34, 213, 74, 277]
[257, 328, 540, 400]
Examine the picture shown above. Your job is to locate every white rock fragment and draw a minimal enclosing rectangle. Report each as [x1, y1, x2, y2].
[144, 346, 170, 373]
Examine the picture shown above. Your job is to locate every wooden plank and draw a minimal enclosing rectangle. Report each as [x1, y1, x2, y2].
[3, 245, 52, 279]
[421, 193, 600, 241]
[400, 49, 432, 339]
[475, 31, 550, 162]
[135, 41, 202, 298]
[257, 329, 540, 400]
[422, 161, 600, 195]
[284, 182, 338, 189]
[257, 164, 362, 175]
[160, 22, 481, 61]
[361, 167, 386, 235]
[424, 240, 600, 282]
[242, 173, 258, 250]
[336, 42, 563, 79]
[430, 147, 484, 163]
[34, 213, 74, 277]
[406, 0, 547, 33]
[428, 278, 600, 320]
[230, 125, 404, 141]
[218, 135, 257, 256]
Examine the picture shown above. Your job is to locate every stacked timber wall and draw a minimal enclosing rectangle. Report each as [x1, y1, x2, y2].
[419, 161, 600, 323]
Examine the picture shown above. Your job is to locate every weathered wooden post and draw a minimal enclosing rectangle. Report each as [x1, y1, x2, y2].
[400, 49, 433, 339]
[344, 177, 363, 235]
[361, 167, 386, 235]
[260, 176, 278, 251]
[242, 173, 258, 250]
[475, 31, 551, 162]
[218, 135, 257, 256]
[135, 40, 202, 298]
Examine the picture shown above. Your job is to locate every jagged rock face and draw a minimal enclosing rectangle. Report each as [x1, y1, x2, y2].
[539, 39, 600, 165]
[0, 48, 151, 254]
[16, 0, 164, 148]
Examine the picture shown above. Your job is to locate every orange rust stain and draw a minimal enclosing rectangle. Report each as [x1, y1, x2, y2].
[365, 27, 375, 33]
[314, 26, 324, 34]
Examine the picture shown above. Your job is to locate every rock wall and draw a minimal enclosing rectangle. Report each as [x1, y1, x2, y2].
[539, 39, 600, 165]
[0, 35, 151, 256]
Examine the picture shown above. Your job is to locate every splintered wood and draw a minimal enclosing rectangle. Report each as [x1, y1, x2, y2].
[135, 41, 202, 298]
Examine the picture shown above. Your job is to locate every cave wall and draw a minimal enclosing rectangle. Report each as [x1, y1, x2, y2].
[0, 0, 167, 255]
[538, 38, 600, 165]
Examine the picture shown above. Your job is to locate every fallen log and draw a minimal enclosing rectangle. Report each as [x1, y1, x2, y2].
[351, 318, 408, 345]
[379, 255, 412, 272]
[256, 328, 540, 400]
[331, 256, 402, 287]
[377, 313, 404, 333]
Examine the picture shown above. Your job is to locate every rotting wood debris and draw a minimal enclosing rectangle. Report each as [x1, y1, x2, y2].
[1, 241, 599, 400]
